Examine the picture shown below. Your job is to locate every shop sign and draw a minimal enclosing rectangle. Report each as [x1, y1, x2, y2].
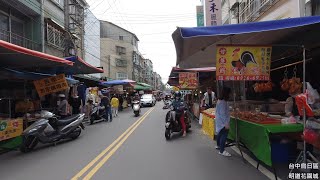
[34, 74, 69, 97]
[0, 119, 23, 141]
[204, 0, 222, 26]
[179, 72, 198, 89]
[216, 45, 272, 81]
[172, 86, 180, 92]
[196, 6, 204, 27]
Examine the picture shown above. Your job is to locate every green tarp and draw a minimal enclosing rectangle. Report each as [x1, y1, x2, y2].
[134, 84, 150, 90]
[228, 118, 303, 166]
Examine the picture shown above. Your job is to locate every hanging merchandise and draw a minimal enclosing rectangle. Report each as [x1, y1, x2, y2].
[295, 93, 314, 117]
[280, 68, 290, 91]
[288, 67, 302, 94]
[253, 81, 273, 93]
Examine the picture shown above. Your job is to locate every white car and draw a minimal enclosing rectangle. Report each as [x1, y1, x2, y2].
[140, 94, 156, 107]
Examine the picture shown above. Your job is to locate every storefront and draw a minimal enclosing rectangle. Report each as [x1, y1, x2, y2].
[172, 16, 320, 177]
[0, 41, 103, 152]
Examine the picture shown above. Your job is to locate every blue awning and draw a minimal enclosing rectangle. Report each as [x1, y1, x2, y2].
[172, 16, 320, 68]
[100, 79, 136, 86]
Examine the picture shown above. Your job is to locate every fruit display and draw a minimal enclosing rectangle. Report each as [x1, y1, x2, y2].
[253, 81, 273, 93]
[230, 111, 281, 124]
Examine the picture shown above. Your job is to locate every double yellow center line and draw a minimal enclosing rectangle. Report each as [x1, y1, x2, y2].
[71, 107, 155, 180]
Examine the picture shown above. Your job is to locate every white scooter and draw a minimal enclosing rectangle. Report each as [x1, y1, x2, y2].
[132, 100, 141, 117]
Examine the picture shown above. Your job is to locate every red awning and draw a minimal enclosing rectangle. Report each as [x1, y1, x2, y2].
[0, 40, 73, 70]
[64, 56, 104, 74]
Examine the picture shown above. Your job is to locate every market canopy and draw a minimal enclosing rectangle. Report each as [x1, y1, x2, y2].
[172, 16, 320, 68]
[134, 84, 151, 90]
[100, 79, 136, 86]
[0, 40, 73, 71]
[0, 67, 79, 84]
[137, 82, 152, 88]
[63, 56, 104, 74]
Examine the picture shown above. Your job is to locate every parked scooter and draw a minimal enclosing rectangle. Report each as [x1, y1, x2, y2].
[164, 103, 191, 140]
[90, 103, 106, 125]
[132, 100, 141, 117]
[20, 110, 85, 153]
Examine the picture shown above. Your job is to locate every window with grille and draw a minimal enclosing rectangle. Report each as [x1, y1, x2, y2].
[116, 59, 127, 67]
[116, 46, 126, 55]
[116, 72, 128, 80]
[119, 36, 123, 40]
[46, 23, 64, 48]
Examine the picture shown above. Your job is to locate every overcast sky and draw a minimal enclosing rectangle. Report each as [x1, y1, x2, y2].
[86, 0, 201, 83]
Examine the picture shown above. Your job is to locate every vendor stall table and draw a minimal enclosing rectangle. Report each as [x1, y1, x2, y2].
[228, 117, 304, 167]
[201, 111, 215, 139]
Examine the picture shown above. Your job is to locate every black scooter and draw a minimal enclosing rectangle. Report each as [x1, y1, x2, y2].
[20, 111, 85, 152]
[90, 104, 106, 124]
[165, 104, 191, 140]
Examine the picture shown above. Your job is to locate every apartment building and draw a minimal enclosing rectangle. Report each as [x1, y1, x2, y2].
[221, 0, 320, 25]
[100, 20, 139, 80]
[0, 0, 42, 51]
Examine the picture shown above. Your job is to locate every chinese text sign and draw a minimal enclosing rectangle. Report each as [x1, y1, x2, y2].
[216, 45, 272, 81]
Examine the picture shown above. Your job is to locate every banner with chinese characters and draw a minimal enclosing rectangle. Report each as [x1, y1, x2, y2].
[179, 72, 198, 89]
[196, 6, 204, 27]
[34, 74, 69, 97]
[216, 45, 272, 81]
[204, 0, 222, 26]
[0, 119, 23, 141]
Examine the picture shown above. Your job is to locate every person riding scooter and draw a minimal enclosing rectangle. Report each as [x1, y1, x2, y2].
[171, 91, 187, 137]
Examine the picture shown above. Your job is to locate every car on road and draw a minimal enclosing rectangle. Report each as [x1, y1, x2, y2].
[140, 94, 156, 107]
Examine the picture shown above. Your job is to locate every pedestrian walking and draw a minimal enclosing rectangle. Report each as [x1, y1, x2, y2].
[118, 95, 123, 111]
[101, 95, 112, 122]
[111, 95, 119, 117]
[215, 87, 232, 157]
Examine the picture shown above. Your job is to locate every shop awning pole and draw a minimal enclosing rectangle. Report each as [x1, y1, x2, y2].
[303, 46, 307, 164]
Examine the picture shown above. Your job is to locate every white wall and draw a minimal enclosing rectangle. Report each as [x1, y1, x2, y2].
[257, 0, 301, 21]
[84, 9, 101, 78]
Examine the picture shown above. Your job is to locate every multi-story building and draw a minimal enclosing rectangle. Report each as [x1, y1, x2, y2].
[0, 0, 42, 51]
[133, 52, 145, 82]
[65, 0, 87, 59]
[221, 0, 320, 25]
[100, 20, 139, 80]
[84, 9, 100, 78]
[142, 59, 153, 85]
[43, 0, 66, 57]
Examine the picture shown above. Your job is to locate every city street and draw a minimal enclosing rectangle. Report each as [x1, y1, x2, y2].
[0, 103, 268, 180]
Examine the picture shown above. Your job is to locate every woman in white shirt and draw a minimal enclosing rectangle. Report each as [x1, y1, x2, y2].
[215, 87, 231, 157]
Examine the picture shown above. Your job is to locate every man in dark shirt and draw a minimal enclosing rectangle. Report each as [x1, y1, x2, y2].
[101, 95, 112, 122]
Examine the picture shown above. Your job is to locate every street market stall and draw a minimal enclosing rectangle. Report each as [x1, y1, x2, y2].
[172, 16, 320, 177]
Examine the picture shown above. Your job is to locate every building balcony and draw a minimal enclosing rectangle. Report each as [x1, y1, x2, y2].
[239, 0, 280, 23]
[0, 28, 41, 51]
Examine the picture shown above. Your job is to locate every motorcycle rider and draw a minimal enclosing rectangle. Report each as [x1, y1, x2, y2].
[171, 91, 187, 137]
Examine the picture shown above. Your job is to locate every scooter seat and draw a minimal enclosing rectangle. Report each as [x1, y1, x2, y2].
[56, 114, 80, 126]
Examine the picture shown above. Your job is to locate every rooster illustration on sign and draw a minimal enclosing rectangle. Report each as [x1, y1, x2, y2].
[231, 48, 257, 72]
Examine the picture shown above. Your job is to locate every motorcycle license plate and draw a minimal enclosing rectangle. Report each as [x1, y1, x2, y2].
[165, 122, 170, 128]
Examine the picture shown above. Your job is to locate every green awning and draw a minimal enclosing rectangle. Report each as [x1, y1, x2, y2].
[134, 84, 151, 90]
[137, 82, 152, 87]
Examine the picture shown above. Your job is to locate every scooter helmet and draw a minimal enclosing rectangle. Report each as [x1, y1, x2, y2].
[174, 91, 181, 98]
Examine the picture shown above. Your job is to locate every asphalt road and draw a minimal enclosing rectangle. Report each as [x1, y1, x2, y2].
[0, 102, 269, 180]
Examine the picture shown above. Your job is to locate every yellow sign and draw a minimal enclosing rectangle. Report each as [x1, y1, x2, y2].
[0, 119, 23, 141]
[216, 45, 272, 81]
[34, 74, 69, 97]
[172, 86, 180, 92]
[179, 72, 198, 89]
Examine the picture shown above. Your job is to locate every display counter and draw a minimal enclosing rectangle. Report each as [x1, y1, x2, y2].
[200, 110, 304, 167]
[228, 117, 303, 166]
